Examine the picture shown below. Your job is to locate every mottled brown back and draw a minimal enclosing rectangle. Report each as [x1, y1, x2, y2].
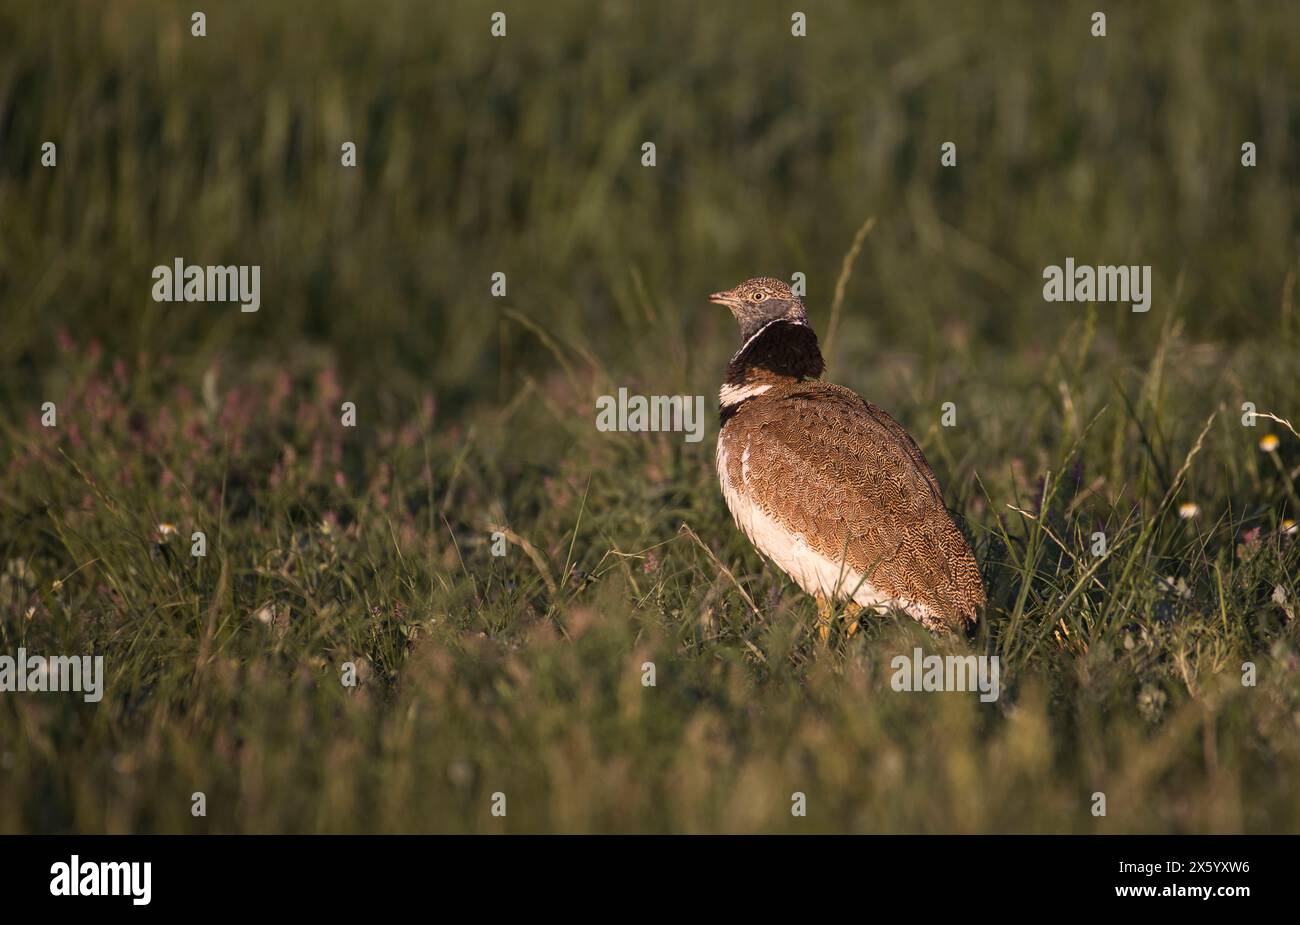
[719, 379, 985, 630]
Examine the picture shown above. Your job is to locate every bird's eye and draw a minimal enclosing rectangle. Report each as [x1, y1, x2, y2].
[750, 291, 767, 302]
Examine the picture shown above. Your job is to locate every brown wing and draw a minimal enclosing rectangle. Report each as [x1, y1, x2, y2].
[723, 380, 984, 629]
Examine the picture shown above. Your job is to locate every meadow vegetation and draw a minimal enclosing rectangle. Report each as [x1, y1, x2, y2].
[0, 0, 1297, 832]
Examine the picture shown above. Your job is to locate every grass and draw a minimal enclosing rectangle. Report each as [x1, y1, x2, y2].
[0, 0, 1298, 833]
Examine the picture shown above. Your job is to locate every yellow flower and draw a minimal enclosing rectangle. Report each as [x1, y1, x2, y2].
[1178, 502, 1200, 519]
[1283, 519, 1298, 536]
[1259, 434, 1280, 453]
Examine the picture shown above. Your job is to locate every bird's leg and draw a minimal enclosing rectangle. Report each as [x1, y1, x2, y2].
[843, 602, 863, 639]
[815, 595, 833, 645]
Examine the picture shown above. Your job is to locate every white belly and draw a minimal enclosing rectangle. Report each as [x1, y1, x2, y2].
[716, 437, 902, 609]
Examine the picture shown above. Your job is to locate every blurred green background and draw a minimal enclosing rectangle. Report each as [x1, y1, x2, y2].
[1, 1, 1298, 834]
[2, 0, 1297, 415]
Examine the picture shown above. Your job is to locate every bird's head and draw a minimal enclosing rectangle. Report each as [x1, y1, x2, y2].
[709, 277, 808, 343]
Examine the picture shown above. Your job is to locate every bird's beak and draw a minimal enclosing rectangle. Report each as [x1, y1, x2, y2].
[709, 291, 736, 307]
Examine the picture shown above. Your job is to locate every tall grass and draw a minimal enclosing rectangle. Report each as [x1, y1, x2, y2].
[0, 0, 1297, 833]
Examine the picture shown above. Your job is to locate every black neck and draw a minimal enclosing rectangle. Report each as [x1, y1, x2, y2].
[720, 320, 825, 423]
[725, 319, 825, 388]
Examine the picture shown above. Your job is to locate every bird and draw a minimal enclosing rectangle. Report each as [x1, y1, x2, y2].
[710, 276, 984, 639]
